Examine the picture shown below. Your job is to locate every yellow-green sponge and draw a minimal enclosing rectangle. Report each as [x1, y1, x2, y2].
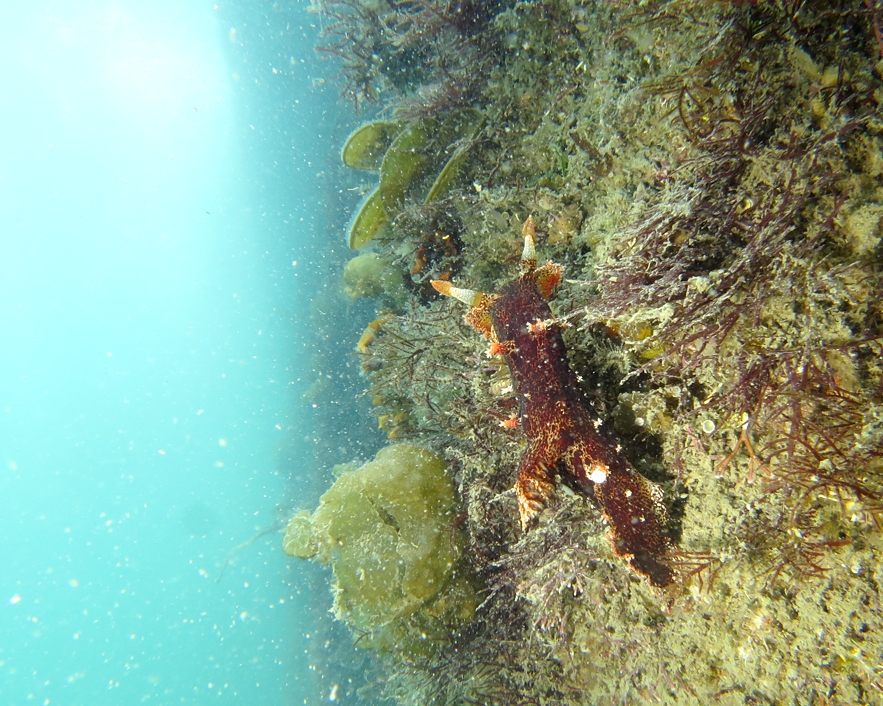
[283, 444, 472, 642]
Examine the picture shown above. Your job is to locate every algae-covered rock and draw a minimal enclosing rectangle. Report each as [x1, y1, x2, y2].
[284, 444, 474, 647]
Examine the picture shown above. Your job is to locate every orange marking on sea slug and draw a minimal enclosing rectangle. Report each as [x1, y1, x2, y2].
[487, 341, 514, 357]
[527, 319, 547, 334]
[500, 414, 519, 429]
[431, 218, 675, 587]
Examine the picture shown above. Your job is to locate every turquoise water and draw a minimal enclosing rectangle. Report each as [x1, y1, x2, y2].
[0, 1, 364, 703]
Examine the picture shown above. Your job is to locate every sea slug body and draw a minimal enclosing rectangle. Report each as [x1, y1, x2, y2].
[432, 218, 674, 587]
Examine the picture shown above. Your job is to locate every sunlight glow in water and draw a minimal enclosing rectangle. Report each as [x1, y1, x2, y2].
[0, 1, 334, 703]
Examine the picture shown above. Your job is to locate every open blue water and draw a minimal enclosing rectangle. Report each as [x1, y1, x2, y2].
[0, 1, 368, 703]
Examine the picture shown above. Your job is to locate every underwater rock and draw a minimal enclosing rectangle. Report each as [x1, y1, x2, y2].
[283, 444, 474, 648]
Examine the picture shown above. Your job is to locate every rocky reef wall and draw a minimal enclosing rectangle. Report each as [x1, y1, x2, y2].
[297, 1, 883, 703]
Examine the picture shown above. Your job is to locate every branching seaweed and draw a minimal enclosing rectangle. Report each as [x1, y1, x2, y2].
[581, 0, 883, 587]
[314, 0, 509, 114]
[358, 300, 513, 445]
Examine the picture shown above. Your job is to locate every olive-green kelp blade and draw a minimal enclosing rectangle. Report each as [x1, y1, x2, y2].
[349, 187, 389, 250]
[378, 119, 432, 214]
[346, 109, 483, 248]
[341, 120, 404, 171]
[425, 113, 485, 203]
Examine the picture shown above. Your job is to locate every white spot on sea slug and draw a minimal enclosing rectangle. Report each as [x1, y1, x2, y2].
[589, 465, 608, 484]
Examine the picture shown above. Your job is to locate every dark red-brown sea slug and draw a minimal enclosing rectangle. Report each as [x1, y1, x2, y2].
[432, 217, 674, 587]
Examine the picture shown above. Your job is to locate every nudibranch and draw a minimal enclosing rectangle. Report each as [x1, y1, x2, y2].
[431, 218, 675, 587]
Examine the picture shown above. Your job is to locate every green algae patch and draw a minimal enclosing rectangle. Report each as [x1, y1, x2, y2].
[283, 444, 475, 651]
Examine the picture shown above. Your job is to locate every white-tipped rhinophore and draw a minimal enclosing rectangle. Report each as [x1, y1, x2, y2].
[430, 280, 483, 307]
[521, 215, 537, 273]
